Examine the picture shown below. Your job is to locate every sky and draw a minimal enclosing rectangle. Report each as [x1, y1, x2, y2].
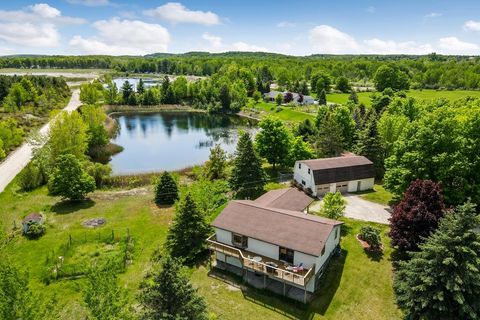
[1, 0, 480, 56]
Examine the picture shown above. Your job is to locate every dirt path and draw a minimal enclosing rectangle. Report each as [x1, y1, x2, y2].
[0, 89, 81, 193]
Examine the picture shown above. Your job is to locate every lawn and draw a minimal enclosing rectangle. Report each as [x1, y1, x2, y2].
[327, 89, 480, 107]
[0, 181, 401, 319]
[356, 184, 394, 206]
[243, 99, 315, 123]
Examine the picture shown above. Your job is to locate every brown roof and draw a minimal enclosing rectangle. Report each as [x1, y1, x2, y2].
[299, 156, 374, 185]
[254, 188, 313, 211]
[211, 200, 342, 256]
[22, 213, 43, 223]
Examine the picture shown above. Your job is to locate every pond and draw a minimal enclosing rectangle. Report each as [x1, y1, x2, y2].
[109, 112, 257, 175]
[112, 78, 160, 91]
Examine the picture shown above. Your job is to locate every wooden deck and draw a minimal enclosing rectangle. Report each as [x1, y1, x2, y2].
[207, 235, 315, 287]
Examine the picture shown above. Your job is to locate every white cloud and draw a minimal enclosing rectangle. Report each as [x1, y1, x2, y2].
[231, 42, 267, 52]
[0, 22, 59, 47]
[202, 32, 222, 49]
[363, 38, 433, 54]
[309, 25, 359, 54]
[0, 4, 84, 48]
[464, 20, 480, 31]
[67, 0, 111, 6]
[277, 21, 296, 28]
[144, 2, 220, 25]
[424, 12, 442, 19]
[69, 18, 170, 55]
[199, 33, 266, 53]
[438, 37, 479, 54]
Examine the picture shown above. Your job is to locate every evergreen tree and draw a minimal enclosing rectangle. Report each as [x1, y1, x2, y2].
[354, 112, 384, 177]
[229, 131, 266, 198]
[219, 84, 231, 110]
[315, 113, 344, 157]
[166, 193, 210, 263]
[121, 81, 133, 104]
[204, 144, 227, 180]
[348, 90, 359, 104]
[389, 179, 445, 252]
[154, 172, 179, 205]
[318, 89, 327, 105]
[137, 78, 145, 94]
[254, 117, 292, 169]
[394, 202, 480, 319]
[48, 154, 95, 201]
[139, 256, 208, 320]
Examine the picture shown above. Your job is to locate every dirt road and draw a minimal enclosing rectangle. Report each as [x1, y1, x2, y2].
[0, 89, 81, 193]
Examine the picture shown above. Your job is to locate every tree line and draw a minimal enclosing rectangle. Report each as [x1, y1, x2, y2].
[2, 52, 480, 89]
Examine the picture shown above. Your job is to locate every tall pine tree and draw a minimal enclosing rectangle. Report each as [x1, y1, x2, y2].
[229, 131, 266, 199]
[139, 256, 208, 320]
[154, 171, 179, 205]
[394, 202, 480, 319]
[166, 193, 210, 263]
[354, 112, 384, 177]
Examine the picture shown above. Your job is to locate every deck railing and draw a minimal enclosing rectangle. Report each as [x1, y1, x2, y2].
[207, 235, 316, 287]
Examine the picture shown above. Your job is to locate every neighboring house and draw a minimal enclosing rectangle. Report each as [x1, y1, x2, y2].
[22, 213, 44, 233]
[263, 91, 316, 105]
[294, 155, 375, 197]
[207, 189, 342, 303]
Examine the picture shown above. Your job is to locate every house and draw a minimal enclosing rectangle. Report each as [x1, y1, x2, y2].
[22, 213, 44, 233]
[263, 91, 316, 105]
[207, 189, 342, 303]
[294, 155, 375, 197]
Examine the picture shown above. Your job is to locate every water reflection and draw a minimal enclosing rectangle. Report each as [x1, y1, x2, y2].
[109, 112, 256, 174]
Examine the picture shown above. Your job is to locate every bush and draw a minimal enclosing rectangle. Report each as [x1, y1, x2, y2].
[24, 221, 46, 239]
[18, 162, 45, 191]
[359, 226, 382, 250]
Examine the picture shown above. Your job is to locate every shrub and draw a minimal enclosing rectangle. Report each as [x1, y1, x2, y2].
[24, 221, 46, 239]
[359, 226, 382, 250]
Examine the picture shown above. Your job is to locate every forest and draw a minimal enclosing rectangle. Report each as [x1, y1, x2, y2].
[2, 52, 480, 89]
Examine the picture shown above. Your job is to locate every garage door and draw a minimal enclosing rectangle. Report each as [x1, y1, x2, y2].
[336, 182, 348, 193]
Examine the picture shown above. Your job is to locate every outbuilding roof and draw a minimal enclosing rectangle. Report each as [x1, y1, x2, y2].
[22, 213, 43, 224]
[254, 187, 313, 211]
[211, 200, 342, 256]
[299, 156, 374, 185]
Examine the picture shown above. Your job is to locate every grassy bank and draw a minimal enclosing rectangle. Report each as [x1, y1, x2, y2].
[0, 179, 401, 319]
[327, 89, 480, 107]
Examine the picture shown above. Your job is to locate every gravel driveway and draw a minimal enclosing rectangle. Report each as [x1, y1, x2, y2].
[344, 194, 391, 224]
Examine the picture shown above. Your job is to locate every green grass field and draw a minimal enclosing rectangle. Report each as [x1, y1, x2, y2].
[244, 99, 315, 123]
[0, 180, 401, 319]
[327, 89, 480, 107]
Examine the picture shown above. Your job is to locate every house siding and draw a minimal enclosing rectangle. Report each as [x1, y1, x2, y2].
[293, 162, 316, 195]
[213, 226, 339, 293]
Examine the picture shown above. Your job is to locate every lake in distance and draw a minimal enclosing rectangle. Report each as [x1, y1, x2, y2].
[109, 112, 257, 175]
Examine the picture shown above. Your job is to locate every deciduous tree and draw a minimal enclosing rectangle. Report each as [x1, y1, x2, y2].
[389, 179, 445, 252]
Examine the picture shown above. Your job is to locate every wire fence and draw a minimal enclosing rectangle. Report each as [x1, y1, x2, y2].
[42, 228, 134, 283]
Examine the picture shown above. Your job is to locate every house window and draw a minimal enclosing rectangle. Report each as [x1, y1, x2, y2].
[232, 233, 248, 248]
[308, 168, 310, 174]
[298, 163, 301, 169]
[279, 247, 294, 264]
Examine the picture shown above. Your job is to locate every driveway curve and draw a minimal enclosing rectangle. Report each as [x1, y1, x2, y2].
[0, 89, 81, 193]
